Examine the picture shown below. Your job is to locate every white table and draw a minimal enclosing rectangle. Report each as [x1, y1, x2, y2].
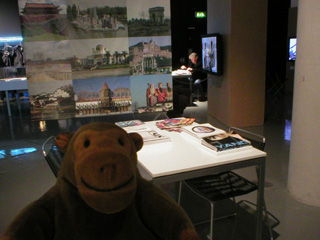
[137, 121, 266, 240]
[0, 78, 28, 117]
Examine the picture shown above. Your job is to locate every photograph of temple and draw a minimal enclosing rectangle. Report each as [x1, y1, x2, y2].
[18, 1, 68, 41]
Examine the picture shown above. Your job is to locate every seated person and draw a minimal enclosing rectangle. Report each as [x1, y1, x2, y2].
[182, 53, 207, 101]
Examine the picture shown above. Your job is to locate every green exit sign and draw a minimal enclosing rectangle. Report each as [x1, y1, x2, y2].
[195, 12, 206, 18]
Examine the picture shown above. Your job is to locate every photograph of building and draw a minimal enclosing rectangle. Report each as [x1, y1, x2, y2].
[73, 76, 131, 116]
[127, 0, 171, 37]
[27, 80, 75, 120]
[69, 38, 129, 79]
[129, 37, 172, 75]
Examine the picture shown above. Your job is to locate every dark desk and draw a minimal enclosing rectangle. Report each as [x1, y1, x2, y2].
[172, 70, 193, 105]
[0, 78, 28, 117]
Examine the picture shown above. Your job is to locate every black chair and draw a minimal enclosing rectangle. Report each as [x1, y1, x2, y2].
[42, 135, 64, 178]
[178, 127, 279, 240]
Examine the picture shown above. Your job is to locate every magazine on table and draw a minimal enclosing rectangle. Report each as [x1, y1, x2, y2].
[115, 120, 145, 127]
[115, 120, 149, 132]
[201, 132, 252, 153]
[156, 118, 195, 132]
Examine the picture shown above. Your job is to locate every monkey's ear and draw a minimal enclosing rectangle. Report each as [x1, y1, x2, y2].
[55, 132, 74, 154]
[128, 132, 144, 152]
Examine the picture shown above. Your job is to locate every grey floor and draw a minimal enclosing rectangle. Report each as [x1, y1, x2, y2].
[1, 93, 320, 239]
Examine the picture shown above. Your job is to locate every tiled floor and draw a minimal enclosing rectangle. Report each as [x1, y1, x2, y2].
[1, 95, 320, 239]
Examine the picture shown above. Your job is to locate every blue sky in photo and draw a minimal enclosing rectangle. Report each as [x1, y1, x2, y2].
[129, 36, 171, 47]
[73, 76, 130, 93]
[130, 74, 171, 108]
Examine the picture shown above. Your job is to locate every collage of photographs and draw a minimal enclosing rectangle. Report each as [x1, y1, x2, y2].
[18, 0, 172, 120]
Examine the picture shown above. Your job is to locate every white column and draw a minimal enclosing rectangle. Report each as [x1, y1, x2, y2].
[287, 0, 320, 207]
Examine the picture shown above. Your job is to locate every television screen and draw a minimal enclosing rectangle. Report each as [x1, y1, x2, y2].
[201, 33, 223, 75]
[289, 37, 297, 61]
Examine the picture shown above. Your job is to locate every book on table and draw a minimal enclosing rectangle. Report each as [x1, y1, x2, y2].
[201, 132, 252, 152]
[181, 123, 226, 140]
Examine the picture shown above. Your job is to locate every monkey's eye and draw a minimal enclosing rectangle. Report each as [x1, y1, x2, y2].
[118, 138, 124, 146]
[84, 139, 90, 148]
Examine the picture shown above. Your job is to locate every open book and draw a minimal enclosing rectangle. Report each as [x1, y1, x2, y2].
[136, 129, 171, 145]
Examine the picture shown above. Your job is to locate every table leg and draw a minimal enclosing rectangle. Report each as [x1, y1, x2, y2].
[189, 77, 193, 104]
[16, 92, 21, 111]
[5, 90, 12, 117]
[255, 157, 266, 240]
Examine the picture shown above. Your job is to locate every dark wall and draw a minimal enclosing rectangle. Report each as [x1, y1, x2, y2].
[170, 0, 207, 69]
[0, 0, 21, 37]
[1, 0, 290, 79]
[266, 0, 291, 83]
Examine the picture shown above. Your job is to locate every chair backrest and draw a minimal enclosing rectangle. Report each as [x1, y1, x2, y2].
[228, 127, 266, 151]
[42, 136, 64, 178]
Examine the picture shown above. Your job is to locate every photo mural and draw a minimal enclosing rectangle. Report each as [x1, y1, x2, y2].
[18, 0, 172, 120]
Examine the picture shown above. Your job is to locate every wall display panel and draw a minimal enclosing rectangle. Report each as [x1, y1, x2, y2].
[15, 0, 171, 121]
[23, 40, 72, 82]
[73, 76, 131, 117]
[69, 37, 129, 80]
[28, 80, 75, 121]
[65, 0, 128, 40]
[129, 36, 172, 75]
[18, 0, 69, 42]
[127, 0, 171, 37]
[130, 74, 172, 113]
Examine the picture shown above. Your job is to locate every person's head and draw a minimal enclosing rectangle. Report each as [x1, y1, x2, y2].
[189, 52, 198, 64]
[158, 82, 163, 88]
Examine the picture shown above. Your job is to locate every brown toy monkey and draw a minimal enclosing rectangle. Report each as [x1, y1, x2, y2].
[1, 122, 200, 240]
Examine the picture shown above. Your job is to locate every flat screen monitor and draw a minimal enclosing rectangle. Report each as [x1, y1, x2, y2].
[201, 33, 223, 75]
[288, 37, 297, 61]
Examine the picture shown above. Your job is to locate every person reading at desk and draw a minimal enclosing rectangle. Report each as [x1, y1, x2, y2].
[181, 52, 207, 101]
